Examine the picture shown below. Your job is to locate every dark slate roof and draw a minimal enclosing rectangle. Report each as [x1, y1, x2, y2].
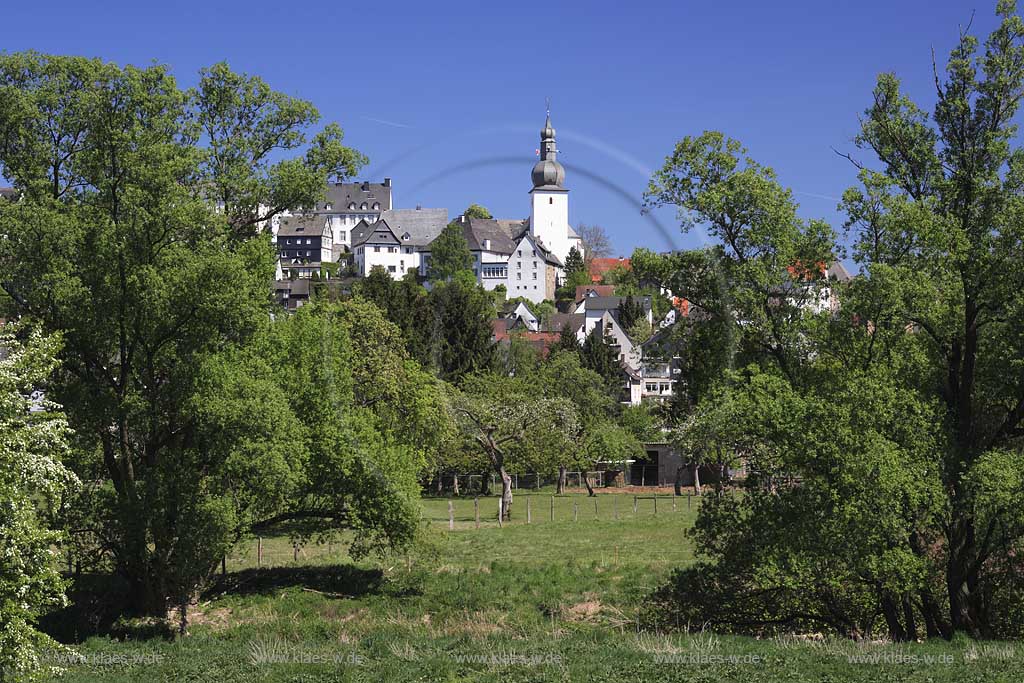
[0, 187, 17, 202]
[584, 296, 652, 313]
[274, 279, 311, 296]
[541, 313, 584, 334]
[315, 180, 392, 214]
[352, 208, 447, 248]
[462, 217, 520, 254]
[521, 232, 564, 267]
[277, 215, 329, 237]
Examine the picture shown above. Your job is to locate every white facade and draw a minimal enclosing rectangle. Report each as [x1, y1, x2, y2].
[529, 189, 573, 266]
[354, 242, 420, 278]
[579, 310, 641, 371]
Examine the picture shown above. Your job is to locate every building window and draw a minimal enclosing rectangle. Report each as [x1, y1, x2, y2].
[388, 265, 396, 273]
[517, 273, 521, 281]
[517, 261, 522, 269]
[518, 250, 522, 257]
[374, 246, 380, 253]
[533, 260, 538, 268]
[372, 202, 380, 210]
[549, 197, 553, 204]
[360, 202, 368, 210]
[306, 239, 311, 245]
[532, 272, 537, 280]
[339, 231, 346, 241]
[406, 247, 413, 254]
[646, 383, 657, 392]
[348, 202, 356, 210]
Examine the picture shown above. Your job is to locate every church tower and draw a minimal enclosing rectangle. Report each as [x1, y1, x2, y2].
[529, 111, 574, 265]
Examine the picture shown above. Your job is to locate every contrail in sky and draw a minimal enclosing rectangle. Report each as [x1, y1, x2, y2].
[360, 116, 413, 129]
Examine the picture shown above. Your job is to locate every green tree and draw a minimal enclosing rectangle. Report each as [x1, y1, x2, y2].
[580, 326, 622, 391]
[0, 324, 78, 681]
[645, 1, 1024, 641]
[429, 221, 475, 283]
[414, 279, 497, 384]
[456, 373, 577, 520]
[563, 246, 585, 278]
[462, 203, 492, 219]
[0, 55, 376, 618]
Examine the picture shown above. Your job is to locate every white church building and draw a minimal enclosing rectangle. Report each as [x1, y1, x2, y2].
[420, 112, 584, 303]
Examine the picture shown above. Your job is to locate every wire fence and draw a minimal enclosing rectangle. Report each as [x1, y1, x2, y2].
[427, 469, 680, 495]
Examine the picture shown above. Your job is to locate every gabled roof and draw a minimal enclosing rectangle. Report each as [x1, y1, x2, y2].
[352, 208, 448, 248]
[315, 180, 393, 214]
[542, 313, 584, 334]
[583, 296, 651, 313]
[277, 215, 330, 238]
[513, 231, 563, 267]
[827, 261, 853, 282]
[575, 285, 615, 303]
[462, 217, 520, 254]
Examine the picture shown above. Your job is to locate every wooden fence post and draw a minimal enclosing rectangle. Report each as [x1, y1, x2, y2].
[550, 495, 554, 522]
[474, 497, 479, 529]
[527, 496, 532, 524]
[687, 492, 691, 510]
[257, 537, 262, 567]
[614, 496, 618, 520]
[594, 497, 598, 518]
[672, 495, 677, 512]
[654, 495, 658, 516]
[448, 500, 454, 531]
[633, 495, 638, 514]
[573, 500, 578, 522]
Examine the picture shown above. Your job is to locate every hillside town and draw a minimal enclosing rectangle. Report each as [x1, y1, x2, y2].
[3, 4, 1024, 678]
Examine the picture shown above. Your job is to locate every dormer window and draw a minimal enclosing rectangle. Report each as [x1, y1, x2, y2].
[360, 202, 368, 210]
[402, 232, 411, 240]
[348, 202, 356, 210]
[372, 202, 380, 210]
[325, 203, 332, 210]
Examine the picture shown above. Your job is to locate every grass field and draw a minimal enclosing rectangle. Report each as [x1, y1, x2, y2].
[42, 491, 1024, 682]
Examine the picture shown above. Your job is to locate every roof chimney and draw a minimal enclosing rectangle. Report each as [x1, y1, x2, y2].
[361, 181, 369, 191]
[383, 177, 391, 187]
[416, 204, 422, 210]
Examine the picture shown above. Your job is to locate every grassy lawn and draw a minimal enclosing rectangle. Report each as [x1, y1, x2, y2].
[43, 492, 1023, 682]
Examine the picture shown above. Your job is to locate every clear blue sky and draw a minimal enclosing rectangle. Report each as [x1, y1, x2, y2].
[0, 0, 1003, 257]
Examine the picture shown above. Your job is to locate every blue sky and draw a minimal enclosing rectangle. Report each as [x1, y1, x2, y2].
[0, 0, 1003, 257]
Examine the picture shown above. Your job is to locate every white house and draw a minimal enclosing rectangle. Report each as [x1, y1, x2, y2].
[574, 295, 653, 331]
[578, 309, 642, 371]
[352, 207, 447, 278]
[272, 179, 393, 253]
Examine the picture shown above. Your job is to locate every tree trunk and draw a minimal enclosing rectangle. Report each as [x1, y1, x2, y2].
[499, 467, 513, 521]
[674, 465, 684, 496]
[481, 472, 491, 496]
[880, 593, 908, 642]
[557, 465, 567, 494]
[452, 474, 460, 497]
[436, 469, 443, 496]
[691, 462, 702, 496]
[583, 473, 595, 497]
[901, 594, 919, 642]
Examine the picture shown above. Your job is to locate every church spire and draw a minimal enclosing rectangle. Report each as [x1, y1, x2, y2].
[532, 107, 565, 189]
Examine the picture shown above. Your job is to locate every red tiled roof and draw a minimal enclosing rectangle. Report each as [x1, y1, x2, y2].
[589, 257, 631, 283]
[574, 285, 615, 303]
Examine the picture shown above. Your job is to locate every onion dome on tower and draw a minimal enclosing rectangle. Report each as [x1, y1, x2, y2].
[531, 112, 565, 190]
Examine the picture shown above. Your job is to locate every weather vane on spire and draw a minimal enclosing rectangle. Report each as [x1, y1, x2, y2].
[545, 96, 550, 117]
